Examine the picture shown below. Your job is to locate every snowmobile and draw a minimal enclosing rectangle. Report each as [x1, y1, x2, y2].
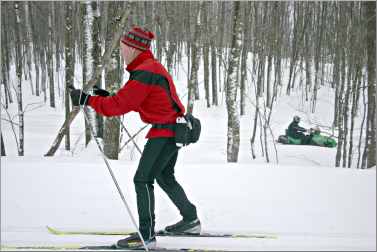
[277, 127, 337, 148]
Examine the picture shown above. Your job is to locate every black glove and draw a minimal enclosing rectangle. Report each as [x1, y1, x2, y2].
[70, 89, 91, 106]
[93, 85, 110, 97]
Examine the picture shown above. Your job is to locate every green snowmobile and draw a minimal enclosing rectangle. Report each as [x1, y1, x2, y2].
[278, 127, 337, 148]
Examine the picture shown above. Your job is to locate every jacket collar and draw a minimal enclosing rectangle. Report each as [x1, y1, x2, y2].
[126, 50, 154, 72]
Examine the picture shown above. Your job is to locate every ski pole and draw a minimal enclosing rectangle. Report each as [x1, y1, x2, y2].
[70, 86, 149, 251]
[81, 111, 148, 251]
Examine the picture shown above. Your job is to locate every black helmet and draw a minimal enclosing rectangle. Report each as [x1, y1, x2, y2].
[293, 115, 300, 123]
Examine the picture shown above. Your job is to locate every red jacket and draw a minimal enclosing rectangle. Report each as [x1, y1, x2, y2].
[88, 50, 185, 138]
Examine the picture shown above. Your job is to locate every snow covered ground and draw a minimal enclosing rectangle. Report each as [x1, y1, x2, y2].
[1, 155, 376, 251]
[1, 53, 376, 251]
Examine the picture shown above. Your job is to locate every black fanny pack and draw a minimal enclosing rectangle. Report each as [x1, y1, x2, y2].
[152, 114, 201, 147]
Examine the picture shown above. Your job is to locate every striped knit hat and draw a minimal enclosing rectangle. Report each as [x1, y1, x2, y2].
[121, 27, 155, 51]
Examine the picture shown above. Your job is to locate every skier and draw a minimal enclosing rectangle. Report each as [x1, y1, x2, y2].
[70, 27, 200, 249]
[287, 116, 309, 144]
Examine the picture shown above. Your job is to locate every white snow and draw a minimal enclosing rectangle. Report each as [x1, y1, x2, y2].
[1, 156, 375, 251]
[1, 49, 376, 251]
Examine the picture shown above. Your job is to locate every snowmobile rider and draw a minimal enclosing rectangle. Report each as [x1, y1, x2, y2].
[70, 27, 200, 249]
[287, 116, 309, 144]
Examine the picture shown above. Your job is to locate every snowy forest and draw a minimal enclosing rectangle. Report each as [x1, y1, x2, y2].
[1, 1, 376, 168]
[1, 1, 376, 251]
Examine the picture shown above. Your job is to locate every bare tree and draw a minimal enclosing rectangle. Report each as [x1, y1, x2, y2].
[14, 2, 24, 156]
[64, 1, 74, 151]
[210, 25, 218, 106]
[47, 2, 55, 108]
[103, 1, 122, 160]
[187, 2, 203, 114]
[24, 2, 34, 96]
[164, 2, 177, 74]
[364, 1, 376, 168]
[29, 2, 40, 97]
[1, 133, 5, 156]
[311, 3, 326, 113]
[91, 1, 103, 139]
[1, 4, 13, 107]
[202, 2, 210, 108]
[226, 1, 242, 162]
[82, 1, 99, 146]
[240, 2, 251, 115]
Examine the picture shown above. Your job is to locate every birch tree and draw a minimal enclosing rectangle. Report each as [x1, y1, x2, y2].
[82, 1, 97, 146]
[47, 2, 55, 108]
[226, 1, 242, 162]
[240, 2, 251, 115]
[187, 2, 202, 114]
[14, 2, 24, 156]
[1, 4, 13, 107]
[202, 2, 210, 108]
[364, 1, 376, 168]
[24, 2, 34, 96]
[64, 1, 74, 151]
[91, 1, 103, 139]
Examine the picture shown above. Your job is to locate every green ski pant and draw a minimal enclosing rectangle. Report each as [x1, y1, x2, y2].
[133, 137, 197, 240]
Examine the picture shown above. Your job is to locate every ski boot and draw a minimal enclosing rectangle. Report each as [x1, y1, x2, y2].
[163, 218, 201, 235]
[116, 232, 156, 249]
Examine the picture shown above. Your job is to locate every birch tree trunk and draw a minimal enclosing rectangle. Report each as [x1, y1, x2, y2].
[365, 1, 376, 168]
[187, 2, 202, 114]
[14, 2, 24, 156]
[194, 3, 202, 101]
[64, 1, 74, 151]
[29, 3, 40, 97]
[210, 2, 218, 106]
[47, 2, 55, 108]
[165, 2, 177, 74]
[82, 1, 98, 146]
[311, 3, 324, 113]
[91, 1, 103, 139]
[240, 2, 251, 115]
[335, 49, 346, 167]
[24, 2, 34, 96]
[226, 1, 242, 163]
[286, 3, 299, 96]
[342, 64, 352, 167]
[1, 6, 12, 107]
[211, 43, 218, 106]
[358, 80, 367, 168]
[202, 2, 210, 108]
